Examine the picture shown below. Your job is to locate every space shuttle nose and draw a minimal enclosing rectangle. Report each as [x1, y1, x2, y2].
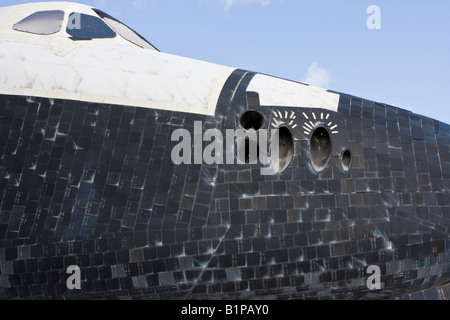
[0, 1, 449, 302]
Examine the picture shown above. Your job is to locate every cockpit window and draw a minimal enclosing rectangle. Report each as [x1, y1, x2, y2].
[13, 10, 64, 35]
[66, 12, 116, 39]
[93, 9, 159, 51]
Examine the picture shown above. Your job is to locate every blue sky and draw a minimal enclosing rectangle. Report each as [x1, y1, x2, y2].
[3, 0, 450, 124]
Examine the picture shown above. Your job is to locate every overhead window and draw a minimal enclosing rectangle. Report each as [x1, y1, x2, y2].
[66, 12, 116, 39]
[13, 10, 64, 35]
[93, 9, 159, 51]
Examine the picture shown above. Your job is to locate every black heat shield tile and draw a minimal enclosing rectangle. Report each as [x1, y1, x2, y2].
[1, 63, 450, 301]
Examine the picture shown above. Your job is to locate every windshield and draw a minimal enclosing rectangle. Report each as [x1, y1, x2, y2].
[11, 7, 158, 51]
[66, 12, 116, 39]
[13, 10, 64, 35]
[93, 9, 159, 51]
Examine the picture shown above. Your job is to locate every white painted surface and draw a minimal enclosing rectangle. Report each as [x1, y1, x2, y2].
[0, 2, 235, 116]
[0, 2, 340, 116]
[247, 74, 340, 112]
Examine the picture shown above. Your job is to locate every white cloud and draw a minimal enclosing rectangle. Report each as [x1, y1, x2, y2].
[222, 0, 271, 13]
[302, 62, 332, 88]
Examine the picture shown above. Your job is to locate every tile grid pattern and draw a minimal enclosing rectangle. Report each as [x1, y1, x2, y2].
[0, 70, 449, 299]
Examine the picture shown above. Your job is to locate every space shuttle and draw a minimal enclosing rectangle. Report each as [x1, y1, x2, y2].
[0, 2, 449, 300]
